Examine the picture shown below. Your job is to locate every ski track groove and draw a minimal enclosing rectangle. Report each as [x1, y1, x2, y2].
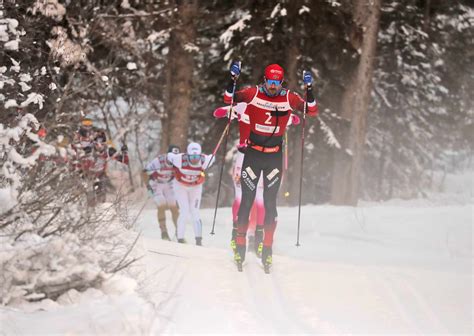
[144, 245, 189, 334]
[377, 268, 448, 334]
[241, 257, 295, 333]
[397, 271, 448, 333]
[155, 268, 187, 333]
[268, 261, 319, 334]
[376, 269, 421, 333]
[239, 253, 319, 334]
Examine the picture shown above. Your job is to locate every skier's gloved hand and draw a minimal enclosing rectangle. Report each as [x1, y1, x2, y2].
[213, 107, 228, 119]
[230, 61, 241, 78]
[290, 114, 301, 125]
[147, 189, 153, 197]
[237, 143, 247, 153]
[303, 71, 313, 87]
[121, 144, 128, 152]
[213, 106, 239, 120]
[146, 184, 153, 197]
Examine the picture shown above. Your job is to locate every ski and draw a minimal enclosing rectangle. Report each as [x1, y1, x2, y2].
[236, 260, 243, 272]
[263, 264, 270, 274]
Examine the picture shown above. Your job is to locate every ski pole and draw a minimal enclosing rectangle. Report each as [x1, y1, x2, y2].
[296, 72, 309, 247]
[282, 133, 289, 198]
[210, 76, 238, 235]
[210, 122, 230, 159]
[203, 113, 230, 180]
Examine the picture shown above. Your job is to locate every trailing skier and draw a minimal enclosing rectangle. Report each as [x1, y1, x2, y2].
[144, 145, 181, 241]
[167, 142, 215, 246]
[214, 102, 265, 256]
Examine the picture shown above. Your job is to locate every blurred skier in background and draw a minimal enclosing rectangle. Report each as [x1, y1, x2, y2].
[144, 145, 181, 241]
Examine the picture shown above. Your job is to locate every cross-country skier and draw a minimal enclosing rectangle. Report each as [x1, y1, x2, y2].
[214, 103, 301, 258]
[167, 142, 215, 246]
[223, 62, 318, 271]
[88, 130, 129, 203]
[144, 145, 181, 241]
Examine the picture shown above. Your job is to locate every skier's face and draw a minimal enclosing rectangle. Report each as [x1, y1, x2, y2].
[264, 78, 282, 96]
[188, 154, 201, 165]
[95, 142, 105, 152]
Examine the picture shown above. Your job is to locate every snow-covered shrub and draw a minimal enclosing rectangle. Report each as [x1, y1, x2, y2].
[48, 26, 90, 67]
[29, 0, 66, 22]
[0, 115, 138, 306]
[0, 233, 107, 305]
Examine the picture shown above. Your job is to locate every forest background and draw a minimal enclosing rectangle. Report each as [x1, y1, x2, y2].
[2, 0, 472, 207]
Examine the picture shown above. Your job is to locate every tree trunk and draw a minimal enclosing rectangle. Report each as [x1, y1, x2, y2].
[330, 0, 381, 205]
[164, 0, 198, 151]
[423, 0, 432, 32]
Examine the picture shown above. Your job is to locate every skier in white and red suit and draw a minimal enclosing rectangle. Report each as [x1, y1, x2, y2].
[214, 102, 301, 257]
[144, 145, 181, 241]
[167, 142, 215, 246]
[223, 62, 318, 268]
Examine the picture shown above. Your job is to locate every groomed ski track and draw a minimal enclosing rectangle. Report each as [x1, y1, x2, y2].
[136, 204, 472, 335]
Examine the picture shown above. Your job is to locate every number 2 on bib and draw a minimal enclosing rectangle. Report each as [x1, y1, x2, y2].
[264, 112, 272, 125]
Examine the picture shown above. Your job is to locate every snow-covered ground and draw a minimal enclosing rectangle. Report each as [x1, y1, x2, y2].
[1, 173, 472, 335]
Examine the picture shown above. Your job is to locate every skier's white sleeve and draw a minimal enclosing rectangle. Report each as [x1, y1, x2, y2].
[223, 102, 247, 120]
[202, 154, 215, 170]
[234, 102, 247, 118]
[287, 113, 293, 126]
[145, 158, 161, 174]
[167, 153, 182, 168]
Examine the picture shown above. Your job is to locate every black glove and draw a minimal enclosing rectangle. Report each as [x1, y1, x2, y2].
[237, 143, 247, 154]
[121, 144, 128, 152]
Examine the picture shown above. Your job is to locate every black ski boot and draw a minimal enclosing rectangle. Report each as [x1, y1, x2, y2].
[254, 227, 263, 258]
[261, 246, 272, 274]
[234, 244, 246, 272]
[195, 237, 202, 246]
[177, 238, 186, 244]
[161, 231, 171, 241]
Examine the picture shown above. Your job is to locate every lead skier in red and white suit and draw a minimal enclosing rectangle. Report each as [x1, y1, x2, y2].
[214, 102, 301, 258]
[223, 62, 318, 268]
